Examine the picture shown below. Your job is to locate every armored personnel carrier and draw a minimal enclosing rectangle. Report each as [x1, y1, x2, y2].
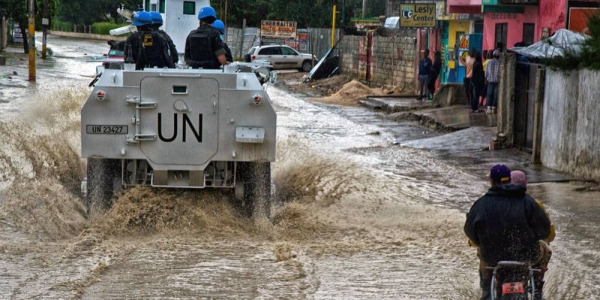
[81, 62, 276, 217]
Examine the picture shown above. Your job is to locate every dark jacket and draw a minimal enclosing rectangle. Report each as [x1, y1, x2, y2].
[418, 57, 432, 76]
[124, 29, 171, 70]
[429, 60, 442, 81]
[464, 184, 551, 266]
[159, 29, 179, 64]
[471, 61, 485, 86]
[223, 42, 233, 63]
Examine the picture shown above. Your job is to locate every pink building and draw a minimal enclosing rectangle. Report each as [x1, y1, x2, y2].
[447, 0, 571, 50]
[482, 0, 567, 50]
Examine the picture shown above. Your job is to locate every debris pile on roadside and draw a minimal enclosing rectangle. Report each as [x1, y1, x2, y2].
[309, 79, 396, 106]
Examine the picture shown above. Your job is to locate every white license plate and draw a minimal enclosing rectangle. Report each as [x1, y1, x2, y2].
[86, 125, 128, 134]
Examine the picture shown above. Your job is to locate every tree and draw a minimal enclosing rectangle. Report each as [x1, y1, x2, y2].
[57, 0, 138, 25]
[213, 0, 386, 28]
[0, 0, 29, 53]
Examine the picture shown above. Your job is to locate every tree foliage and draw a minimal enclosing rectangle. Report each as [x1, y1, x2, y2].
[57, 0, 139, 25]
[212, 0, 386, 28]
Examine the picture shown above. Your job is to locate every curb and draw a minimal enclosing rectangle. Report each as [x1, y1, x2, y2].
[358, 96, 438, 114]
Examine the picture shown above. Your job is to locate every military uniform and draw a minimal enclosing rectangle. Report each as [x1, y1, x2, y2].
[184, 24, 226, 69]
[124, 29, 171, 70]
[159, 29, 179, 65]
[222, 42, 233, 63]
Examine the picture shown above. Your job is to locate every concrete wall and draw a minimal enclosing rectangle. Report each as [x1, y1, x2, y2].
[541, 69, 600, 181]
[496, 52, 517, 146]
[49, 31, 126, 42]
[338, 30, 417, 93]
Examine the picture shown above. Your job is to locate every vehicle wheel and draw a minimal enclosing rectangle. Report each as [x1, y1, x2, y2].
[236, 162, 272, 219]
[301, 60, 313, 72]
[85, 158, 121, 212]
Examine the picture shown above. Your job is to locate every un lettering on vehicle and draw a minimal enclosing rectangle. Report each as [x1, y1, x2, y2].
[158, 113, 203, 143]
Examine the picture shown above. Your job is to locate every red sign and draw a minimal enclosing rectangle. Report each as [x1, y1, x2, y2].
[569, 8, 599, 35]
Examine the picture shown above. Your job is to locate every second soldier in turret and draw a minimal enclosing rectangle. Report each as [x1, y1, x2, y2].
[212, 19, 233, 63]
[149, 11, 178, 67]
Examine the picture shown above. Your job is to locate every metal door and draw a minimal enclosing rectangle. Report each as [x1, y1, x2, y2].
[139, 76, 219, 168]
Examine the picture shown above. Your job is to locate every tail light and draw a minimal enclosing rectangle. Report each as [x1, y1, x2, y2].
[251, 55, 256, 61]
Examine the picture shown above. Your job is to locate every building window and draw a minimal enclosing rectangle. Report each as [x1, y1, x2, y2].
[159, 0, 166, 13]
[151, 4, 157, 11]
[183, 1, 195, 15]
[145, 0, 150, 11]
[495, 23, 508, 51]
[523, 23, 535, 46]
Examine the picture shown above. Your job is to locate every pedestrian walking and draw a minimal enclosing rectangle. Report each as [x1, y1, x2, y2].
[470, 52, 485, 113]
[427, 50, 442, 99]
[149, 11, 178, 67]
[417, 49, 432, 100]
[124, 10, 171, 70]
[485, 49, 500, 114]
[184, 6, 228, 69]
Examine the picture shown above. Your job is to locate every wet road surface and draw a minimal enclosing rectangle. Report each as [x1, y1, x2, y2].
[0, 37, 599, 299]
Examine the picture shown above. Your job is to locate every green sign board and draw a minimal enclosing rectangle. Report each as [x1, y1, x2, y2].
[482, 0, 498, 4]
[400, 4, 436, 28]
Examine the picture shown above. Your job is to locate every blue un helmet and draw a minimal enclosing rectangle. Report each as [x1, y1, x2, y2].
[213, 19, 226, 35]
[198, 6, 217, 24]
[132, 11, 152, 27]
[149, 11, 163, 26]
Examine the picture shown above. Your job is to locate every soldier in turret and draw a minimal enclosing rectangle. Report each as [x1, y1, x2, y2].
[184, 6, 228, 69]
[124, 11, 171, 70]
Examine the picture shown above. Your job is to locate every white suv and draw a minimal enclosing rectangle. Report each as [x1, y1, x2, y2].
[244, 45, 315, 72]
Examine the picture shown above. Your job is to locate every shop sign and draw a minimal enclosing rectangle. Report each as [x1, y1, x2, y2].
[490, 13, 518, 19]
[400, 4, 436, 27]
[261, 20, 297, 39]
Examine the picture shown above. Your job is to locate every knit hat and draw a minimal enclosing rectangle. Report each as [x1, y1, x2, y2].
[510, 170, 528, 187]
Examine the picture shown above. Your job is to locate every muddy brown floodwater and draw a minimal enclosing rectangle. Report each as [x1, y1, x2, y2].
[1, 37, 599, 299]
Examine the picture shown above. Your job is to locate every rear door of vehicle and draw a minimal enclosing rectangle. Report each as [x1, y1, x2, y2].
[258, 47, 282, 69]
[139, 76, 219, 168]
[280, 46, 301, 69]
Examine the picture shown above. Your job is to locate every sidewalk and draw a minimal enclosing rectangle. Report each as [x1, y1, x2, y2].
[360, 96, 496, 130]
[358, 95, 582, 184]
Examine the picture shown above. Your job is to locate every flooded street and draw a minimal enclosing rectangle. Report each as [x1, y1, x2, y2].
[1, 37, 599, 299]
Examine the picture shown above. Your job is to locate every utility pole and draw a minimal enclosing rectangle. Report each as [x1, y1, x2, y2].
[28, 0, 36, 81]
[362, 0, 368, 18]
[224, 0, 228, 27]
[42, 0, 49, 59]
[331, 4, 336, 48]
[239, 18, 246, 60]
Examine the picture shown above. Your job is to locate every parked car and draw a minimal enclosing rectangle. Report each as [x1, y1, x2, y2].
[103, 41, 125, 69]
[244, 45, 315, 72]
